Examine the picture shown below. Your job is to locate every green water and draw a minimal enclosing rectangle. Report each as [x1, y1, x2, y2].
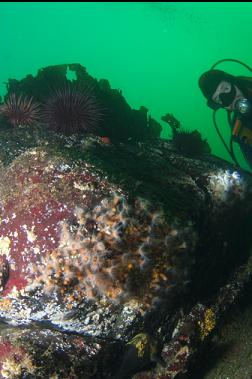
[1, 1, 252, 170]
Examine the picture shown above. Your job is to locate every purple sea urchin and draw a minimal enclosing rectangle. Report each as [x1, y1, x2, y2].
[42, 85, 104, 135]
[0, 93, 40, 127]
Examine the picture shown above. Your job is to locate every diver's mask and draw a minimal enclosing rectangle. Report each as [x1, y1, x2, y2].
[211, 81, 237, 108]
[206, 80, 237, 110]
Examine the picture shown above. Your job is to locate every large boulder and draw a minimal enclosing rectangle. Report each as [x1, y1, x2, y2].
[0, 122, 251, 378]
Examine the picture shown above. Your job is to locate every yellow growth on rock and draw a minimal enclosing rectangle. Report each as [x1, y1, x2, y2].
[127, 333, 149, 358]
[0, 298, 12, 311]
[1, 351, 36, 379]
[198, 308, 216, 341]
[0, 237, 11, 257]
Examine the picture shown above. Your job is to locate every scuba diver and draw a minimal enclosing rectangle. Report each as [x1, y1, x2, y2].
[198, 59, 252, 171]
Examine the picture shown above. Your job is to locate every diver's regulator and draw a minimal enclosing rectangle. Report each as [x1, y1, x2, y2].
[234, 98, 251, 115]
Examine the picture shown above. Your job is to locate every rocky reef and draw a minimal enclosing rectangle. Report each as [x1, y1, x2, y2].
[1, 63, 162, 141]
[0, 65, 251, 378]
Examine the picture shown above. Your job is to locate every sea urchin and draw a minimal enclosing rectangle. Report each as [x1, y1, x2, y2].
[0, 93, 41, 127]
[42, 85, 104, 135]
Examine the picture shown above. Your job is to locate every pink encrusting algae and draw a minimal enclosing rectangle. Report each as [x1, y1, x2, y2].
[0, 148, 114, 296]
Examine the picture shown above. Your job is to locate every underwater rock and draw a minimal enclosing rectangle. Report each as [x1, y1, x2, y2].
[133, 253, 252, 379]
[0, 145, 197, 339]
[0, 324, 122, 379]
[0, 124, 251, 378]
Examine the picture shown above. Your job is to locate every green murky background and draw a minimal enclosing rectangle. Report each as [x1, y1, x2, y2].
[1, 2, 252, 170]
